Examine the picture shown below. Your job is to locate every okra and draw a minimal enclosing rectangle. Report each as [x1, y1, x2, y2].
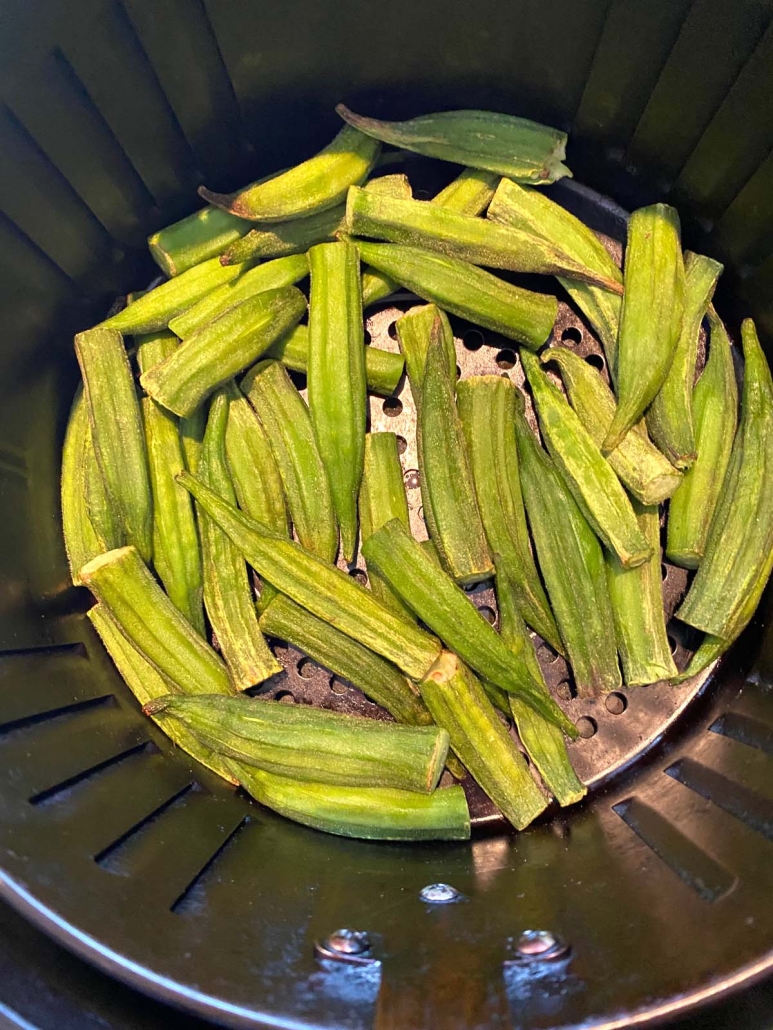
[197, 390, 281, 688]
[75, 327, 153, 563]
[420, 652, 548, 830]
[346, 186, 621, 289]
[677, 318, 773, 641]
[61, 390, 111, 584]
[240, 360, 337, 563]
[180, 405, 206, 475]
[602, 205, 685, 453]
[496, 564, 585, 806]
[101, 256, 251, 334]
[543, 348, 682, 505]
[175, 473, 441, 681]
[358, 172, 413, 306]
[457, 376, 562, 651]
[359, 433, 416, 621]
[486, 178, 623, 372]
[355, 239, 557, 349]
[80, 546, 233, 696]
[336, 105, 570, 184]
[395, 303, 456, 412]
[514, 398, 621, 696]
[521, 350, 651, 568]
[259, 594, 431, 725]
[136, 332, 205, 635]
[145, 693, 449, 793]
[148, 207, 251, 277]
[666, 307, 738, 568]
[307, 241, 367, 562]
[220, 204, 345, 267]
[646, 252, 723, 468]
[671, 634, 726, 684]
[230, 763, 470, 841]
[83, 428, 124, 552]
[141, 285, 307, 418]
[361, 518, 576, 735]
[169, 253, 310, 339]
[605, 501, 677, 686]
[200, 125, 380, 221]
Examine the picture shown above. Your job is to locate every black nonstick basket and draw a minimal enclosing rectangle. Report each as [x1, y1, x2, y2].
[1, 1, 772, 1028]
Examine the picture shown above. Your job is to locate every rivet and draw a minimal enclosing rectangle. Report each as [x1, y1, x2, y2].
[514, 929, 569, 961]
[314, 928, 377, 966]
[419, 882, 461, 904]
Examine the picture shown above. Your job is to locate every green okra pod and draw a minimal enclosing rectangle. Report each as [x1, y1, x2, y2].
[543, 347, 682, 506]
[197, 391, 281, 689]
[83, 429, 124, 552]
[175, 473, 441, 681]
[136, 332, 205, 635]
[240, 360, 337, 563]
[75, 327, 153, 564]
[307, 241, 367, 562]
[361, 518, 576, 735]
[259, 593, 431, 725]
[646, 251, 723, 468]
[358, 172, 413, 306]
[141, 285, 307, 418]
[395, 303, 456, 412]
[359, 432, 416, 622]
[420, 652, 548, 830]
[145, 693, 449, 793]
[220, 204, 345, 267]
[180, 405, 206, 475]
[495, 564, 585, 807]
[337, 105, 570, 184]
[80, 546, 233, 695]
[457, 376, 562, 651]
[352, 239, 557, 349]
[149, 208, 250, 277]
[666, 307, 738, 568]
[677, 318, 773, 641]
[230, 763, 470, 841]
[603, 204, 685, 453]
[514, 399, 621, 696]
[169, 253, 310, 339]
[521, 350, 651, 568]
[605, 501, 677, 686]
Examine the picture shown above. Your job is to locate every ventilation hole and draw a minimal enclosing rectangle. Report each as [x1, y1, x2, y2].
[29, 741, 151, 806]
[576, 716, 597, 739]
[404, 468, 420, 489]
[496, 349, 516, 370]
[94, 783, 193, 866]
[537, 643, 560, 665]
[561, 327, 582, 345]
[455, 364, 462, 378]
[348, 568, 368, 585]
[661, 563, 669, 581]
[275, 691, 295, 704]
[363, 329, 372, 346]
[478, 605, 496, 624]
[171, 817, 249, 915]
[297, 659, 317, 679]
[288, 369, 307, 391]
[605, 692, 627, 715]
[396, 435, 408, 455]
[387, 320, 398, 340]
[463, 583, 477, 593]
[0, 694, 114, 738]
[585, 354, 605, 371]
[556, 680, 573, 701]
[463, 330, 484, 351]
[382, 397, 403, 418]
[418, 506, 425, 522]
[330, 677, 348, 696]
[668, 635, 678, 656]
[415, 188, 431, 200]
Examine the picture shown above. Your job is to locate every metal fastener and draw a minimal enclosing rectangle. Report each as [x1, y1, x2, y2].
[419, 882, 461, 904]
[314, 928, 377, 966]
[513, 929, 570, 962]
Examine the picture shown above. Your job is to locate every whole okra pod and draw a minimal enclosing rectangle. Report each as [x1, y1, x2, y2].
[646, 252, 723, 468]
[75, 327, 153, 564]
[145, 693, 449, 794]
[180, 405, 206, 475]
[241, 360, 337, 564]
[141, 285, 307, 418]
[666, 307, 738, 569]
[357, 171, 413, 306]
[307, 241, 367, 562]
[521, 350, 651, 568]
[220, 204, 345, 267]
[395, 303, 457, 411]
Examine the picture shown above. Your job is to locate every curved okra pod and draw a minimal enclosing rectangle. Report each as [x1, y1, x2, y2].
[241, 360, 337, 564]
[307, 241, 367, 562]
[75, 327, 153, 564]
[646, 252, 723, 468]
[220, 204, 345, 266]
[521, 350, 651, 568]
[677, 318, 773, 641]
[197, 391, 281, 689]
[514, 398, 621, 696]
[395, 303, 457, 412]
[141, 285, 307, 418]
[200, 125, 380, 221]
[603, 204, 685, 453]
[543, 347, 682, 506]
[666, 308, 738, 568]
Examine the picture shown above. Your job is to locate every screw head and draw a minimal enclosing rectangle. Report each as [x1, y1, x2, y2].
[515, 929, 569, 961]
[419, 882, 461, 904]
[326, 928, 371, 955]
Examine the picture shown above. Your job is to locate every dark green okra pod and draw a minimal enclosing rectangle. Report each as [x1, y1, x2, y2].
[180, 405, 206, 475]
[395, 303, 457, 411]
[220, 205, 346, 267]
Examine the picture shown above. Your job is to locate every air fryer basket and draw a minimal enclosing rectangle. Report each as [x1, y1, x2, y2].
[0, 1, 772, 1027]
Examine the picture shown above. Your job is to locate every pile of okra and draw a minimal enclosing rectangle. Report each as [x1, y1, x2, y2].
[62, 105, 773, 842]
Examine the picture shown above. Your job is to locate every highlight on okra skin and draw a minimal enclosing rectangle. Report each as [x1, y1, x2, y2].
[60, 100, 773, 844]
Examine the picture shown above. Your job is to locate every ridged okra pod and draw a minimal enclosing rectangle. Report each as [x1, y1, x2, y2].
[175, 474, 441, 681]
[395, 303, 457, 411]
[646, 252, 723, 468]
[677, 319, 773, 641]
[148, 207, 251, 277]
[75, 327, 153, 563]
[357, 171, 413, 306]
[603, 205, 685, 453]
[457, 375, 561, 651]
[521, 350, 651, 568]
[514, 399, 621, 696]
[180, 406, 206, 475]
[307, 241, 367, 562]
[543, 348, 682, 505]
[241, 360, 337, 563]
[666, 308, 738, 568]
[419, 652, 548, 830]
[80, 546, 233, 696]
[220, 205, 345, 266]
[146, 693, 449, 793]
[141, 285, 307, 418]
[136, 332, 205, 635]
